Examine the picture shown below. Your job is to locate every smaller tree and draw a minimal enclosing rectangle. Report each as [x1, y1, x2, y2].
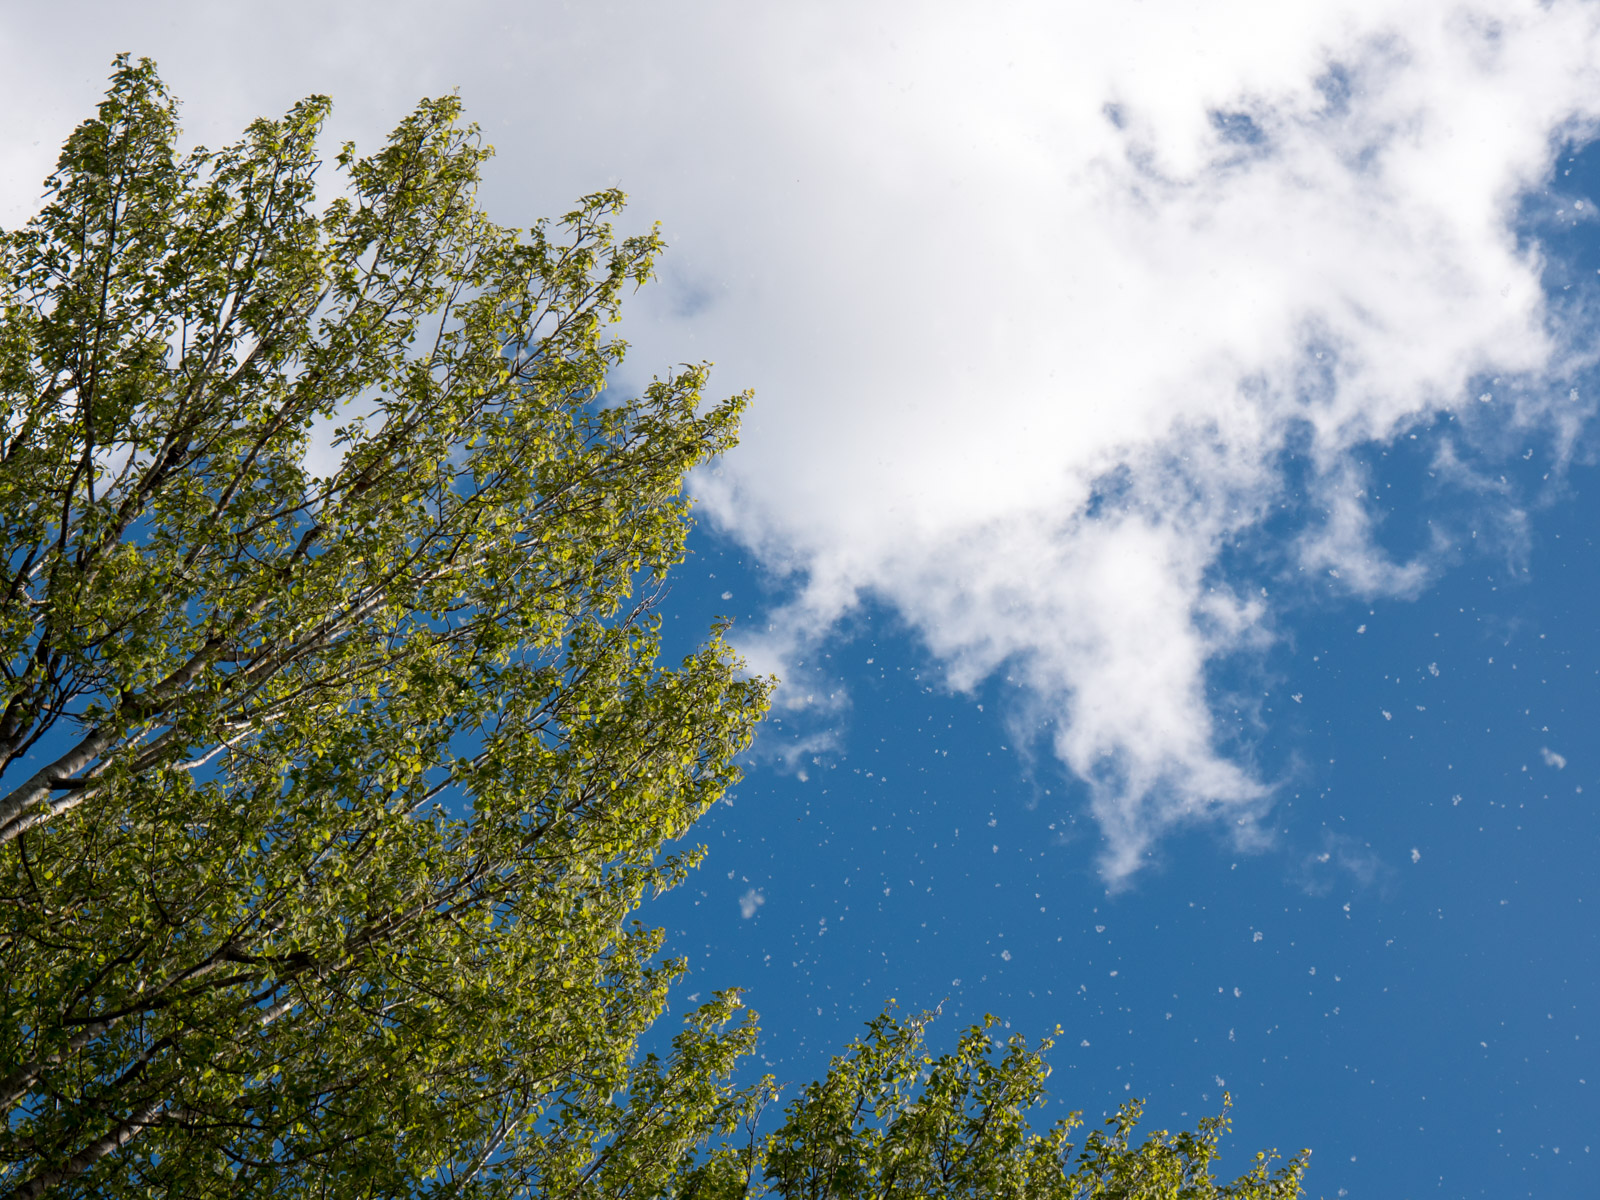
[675, 1005, 1309, 1200]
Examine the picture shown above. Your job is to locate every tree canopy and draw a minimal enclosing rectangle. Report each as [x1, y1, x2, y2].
[679, 1006, 1306, 1200]
[0, 57, 1308, 1200]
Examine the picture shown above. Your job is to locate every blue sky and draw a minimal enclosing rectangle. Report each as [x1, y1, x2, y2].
[654, 457, 1600, 1198]
[5, 4, 1600, 1196]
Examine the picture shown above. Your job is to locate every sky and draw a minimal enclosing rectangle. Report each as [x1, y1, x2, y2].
[4, 3, 1599, 1195]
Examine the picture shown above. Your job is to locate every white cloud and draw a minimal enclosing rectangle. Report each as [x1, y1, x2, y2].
[4, 1, 1598, 879]
[757, 728, 842, 784]
[695, 1, 1600, 880]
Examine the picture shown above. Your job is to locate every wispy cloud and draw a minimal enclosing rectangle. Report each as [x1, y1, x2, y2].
[1294, 831, 1396, 896]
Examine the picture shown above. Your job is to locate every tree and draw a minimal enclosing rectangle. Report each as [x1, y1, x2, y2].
[0, 56, 768, 1199]
[0, 58, 1308, 1199]
[678, 1005, 1308, 1200]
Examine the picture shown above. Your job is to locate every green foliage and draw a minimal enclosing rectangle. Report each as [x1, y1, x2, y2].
[0, 55, 766, 1199]
[678, 1005, 1307, 1200]
[0, 58, 1309, 1200]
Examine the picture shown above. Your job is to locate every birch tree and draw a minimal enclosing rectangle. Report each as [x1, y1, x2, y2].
[0, 56, 767, 1199]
